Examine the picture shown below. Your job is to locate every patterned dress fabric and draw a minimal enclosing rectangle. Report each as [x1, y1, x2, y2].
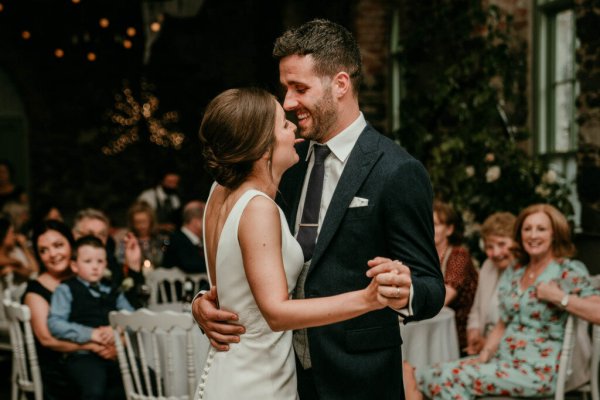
[196, 188, 304, 399]
[417, 259, 599, 399]
[443, 246, 478, 350]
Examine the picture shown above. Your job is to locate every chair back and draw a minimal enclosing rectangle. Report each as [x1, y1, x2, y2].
[183, 272, 209, 295]
[146, 267, 209, 307]
[3, 299, 43, 400]
[146, 267, 187, 305]
[0, 273, 15, 350]
[109, 308, 202, 400]
[554, 314, 578, 400]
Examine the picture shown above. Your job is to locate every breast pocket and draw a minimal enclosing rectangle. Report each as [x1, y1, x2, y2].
[344, 205, 373, 221]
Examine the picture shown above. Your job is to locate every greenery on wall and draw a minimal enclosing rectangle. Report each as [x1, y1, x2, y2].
[395, 0, 573, 256]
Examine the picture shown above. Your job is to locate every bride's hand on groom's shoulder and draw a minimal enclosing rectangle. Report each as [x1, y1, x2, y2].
[366, 257, 411, 310]
[192, 286, 245, 351]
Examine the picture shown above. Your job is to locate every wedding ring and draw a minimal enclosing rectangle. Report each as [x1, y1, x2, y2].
[396, 286, 401, 297]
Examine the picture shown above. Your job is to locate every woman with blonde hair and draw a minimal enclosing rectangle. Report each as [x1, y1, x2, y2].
[465, 211, 516, 355]
[116, 200, 166, 268]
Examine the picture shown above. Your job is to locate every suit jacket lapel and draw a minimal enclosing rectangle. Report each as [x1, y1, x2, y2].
[309, 127, 382, 272]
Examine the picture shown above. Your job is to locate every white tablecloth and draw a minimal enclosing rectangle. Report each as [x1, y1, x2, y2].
[400, 306, 459, 368]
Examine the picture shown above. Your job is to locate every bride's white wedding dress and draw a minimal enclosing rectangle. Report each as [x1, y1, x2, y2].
[196, 187, 304, 399]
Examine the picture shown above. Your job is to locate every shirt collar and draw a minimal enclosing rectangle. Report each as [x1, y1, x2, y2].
[181, 226, 200, 246]
[77, 277, 108, 291]
[305, 112, 366, 163]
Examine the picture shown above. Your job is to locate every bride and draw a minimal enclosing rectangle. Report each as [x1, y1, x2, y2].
[196, 87, 384, 399]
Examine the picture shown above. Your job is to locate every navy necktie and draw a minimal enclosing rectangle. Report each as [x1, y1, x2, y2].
[296, 145, 331, 262]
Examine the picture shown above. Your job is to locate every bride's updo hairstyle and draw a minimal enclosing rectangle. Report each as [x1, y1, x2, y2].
[199, 88, 277, 189]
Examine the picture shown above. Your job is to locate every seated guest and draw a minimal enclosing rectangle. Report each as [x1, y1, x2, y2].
[24, 220, 121, 400]
[73, 208, 145, 308]
[405, 204, 600, 400]
[162, 200, 206, 277]
[0, 159, 27, 211]
[48, 235, 132, 400]
[433, 200, 478, 352]
[466, 211, 516, 355]
[138, 169, 182, 233]
[116, 200, 166, 269]
[0, 213, 38, 283]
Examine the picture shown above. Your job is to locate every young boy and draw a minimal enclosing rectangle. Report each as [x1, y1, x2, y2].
[48, 234, 134, 400]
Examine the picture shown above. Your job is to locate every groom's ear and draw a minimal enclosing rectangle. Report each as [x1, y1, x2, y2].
[331, 71, 351, 99]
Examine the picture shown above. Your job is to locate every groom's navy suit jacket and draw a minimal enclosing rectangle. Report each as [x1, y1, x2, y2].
[277, 124, 445, 400]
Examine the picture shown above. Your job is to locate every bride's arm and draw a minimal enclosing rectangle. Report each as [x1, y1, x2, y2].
[240, 196, 384, 332]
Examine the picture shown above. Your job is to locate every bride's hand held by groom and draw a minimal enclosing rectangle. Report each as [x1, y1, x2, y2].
[192, 286, 244, 351]
[366, 257, 412, 310]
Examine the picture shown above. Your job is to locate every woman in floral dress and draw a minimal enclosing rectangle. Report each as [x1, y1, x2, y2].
[404, 204, 600, 399]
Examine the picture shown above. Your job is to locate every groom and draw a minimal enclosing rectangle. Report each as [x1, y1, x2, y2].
[193, 19, 444, 399]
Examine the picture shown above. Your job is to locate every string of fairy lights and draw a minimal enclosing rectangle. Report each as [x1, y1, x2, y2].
[2, 0, 186, 153]
[0, 0, 162, 62]
[102, 80, 185, 155]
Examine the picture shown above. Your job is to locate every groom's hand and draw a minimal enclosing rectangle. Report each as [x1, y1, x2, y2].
[366, 257, 411, 310]
[192, 286, 245, 351]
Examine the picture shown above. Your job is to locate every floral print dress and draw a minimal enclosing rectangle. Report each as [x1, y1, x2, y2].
[416, 259, 599, 399]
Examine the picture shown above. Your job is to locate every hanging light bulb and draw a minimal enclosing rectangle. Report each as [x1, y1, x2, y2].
[21, 31, 31, 40]
[123, 39, 132, 49]
[99, 18, 109, 28]
[0, 3, 4, 12]
[54, 48, 64, 58]
[71, 0, 80, 3]
[126, 27, 136, 37]
[150, 22, 161, 33]
[87, 52, 96, 62]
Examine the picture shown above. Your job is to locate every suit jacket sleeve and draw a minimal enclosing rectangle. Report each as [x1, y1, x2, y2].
[382, 158, 444, 322]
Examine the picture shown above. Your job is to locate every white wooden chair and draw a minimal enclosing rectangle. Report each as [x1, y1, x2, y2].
[109, 308, 201, 400]
[183, 272, 209, 295]
[146, 267, 209, 307]
[572, 275, 600, 400]
[3, 299, 43, 400]
[590, 324, 600, 400]
[0, 274, 14, 351]
[146, 267, 188, 306]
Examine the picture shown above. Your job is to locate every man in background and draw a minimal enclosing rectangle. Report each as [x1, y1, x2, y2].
[162, 200, 206, 275]
[138, 170, 182, 233]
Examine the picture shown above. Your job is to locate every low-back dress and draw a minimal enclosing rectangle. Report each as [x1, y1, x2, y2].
[197, 187, 304, 399]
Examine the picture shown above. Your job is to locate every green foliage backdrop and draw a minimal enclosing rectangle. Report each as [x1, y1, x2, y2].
[395, 0, 573, 257]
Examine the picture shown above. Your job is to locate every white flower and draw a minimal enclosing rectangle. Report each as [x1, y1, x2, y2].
[465, 166, 475, 177]
[485, 153, 495, 162]
[485, 165, 501, 183]
[103, 268, 112, 279]
[542, 170, 557, 184]
[535, 185, 551, 197]
[121, 277, 134, 291]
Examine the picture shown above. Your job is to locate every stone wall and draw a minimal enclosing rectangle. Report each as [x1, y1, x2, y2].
[353, 0, 390, 134]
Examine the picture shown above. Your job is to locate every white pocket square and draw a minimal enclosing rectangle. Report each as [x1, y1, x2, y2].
[349, 197, 369, 208]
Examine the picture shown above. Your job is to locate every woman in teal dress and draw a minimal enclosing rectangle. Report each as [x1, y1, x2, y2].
[404, 204, 600, 399]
